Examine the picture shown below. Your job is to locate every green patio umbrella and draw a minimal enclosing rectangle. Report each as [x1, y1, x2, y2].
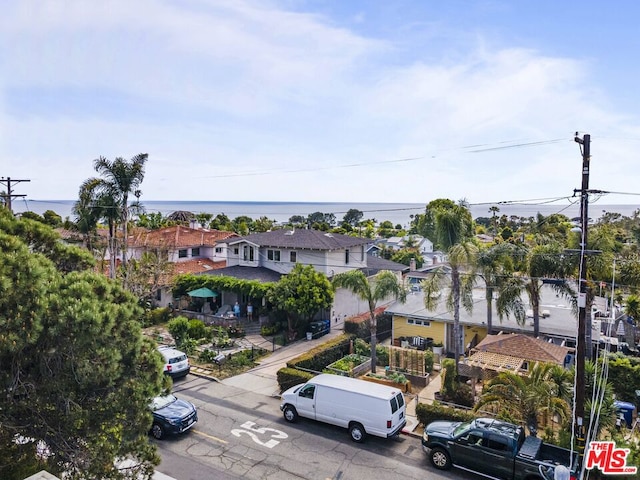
[187, 287, 218, 298]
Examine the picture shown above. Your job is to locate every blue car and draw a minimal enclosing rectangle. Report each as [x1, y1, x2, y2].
[150, 394, 198, 440]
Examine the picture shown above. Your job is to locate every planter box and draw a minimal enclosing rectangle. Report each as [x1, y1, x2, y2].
[326, 356, 371, 378]
[404, 372, 429, 389]
[360, 374, 412, 393]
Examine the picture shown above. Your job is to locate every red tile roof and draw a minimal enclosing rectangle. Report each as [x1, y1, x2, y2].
[172, 259, 226, 276]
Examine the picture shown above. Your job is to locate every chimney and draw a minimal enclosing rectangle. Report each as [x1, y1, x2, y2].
[410, 258, 416, 271]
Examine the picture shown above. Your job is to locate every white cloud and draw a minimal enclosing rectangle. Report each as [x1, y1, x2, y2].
[1, 0, 639, 206]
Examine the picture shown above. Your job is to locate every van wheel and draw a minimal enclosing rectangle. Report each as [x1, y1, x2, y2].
[349, 422, 366, 443]
[429, 447, 451, 470]
[151, 423, 165, 440]
[283, 405, 298, 423]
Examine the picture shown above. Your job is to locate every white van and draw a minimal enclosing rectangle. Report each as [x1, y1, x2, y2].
[279, 374, 406, 442]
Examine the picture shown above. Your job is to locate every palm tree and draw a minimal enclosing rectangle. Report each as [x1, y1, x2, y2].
[496, 243, 573, 337]
[74, 178, 120, 277]
[477, 242, 520, 334]
[332, 270, 406, 373]
[92, 154, 148, 272]
[422, 204, 478, 371]
[475, 362, 571, 435]
[76, 154, 147, 280]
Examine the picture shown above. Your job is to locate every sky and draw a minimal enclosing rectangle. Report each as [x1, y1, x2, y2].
[2, 0, 640, 209]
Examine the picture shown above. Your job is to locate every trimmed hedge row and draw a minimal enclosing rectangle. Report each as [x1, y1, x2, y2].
[285, 333, 355, 372]
[415, 401, 477, 427]
[276, 333, 355, 392]
[276, 367, 315, 392]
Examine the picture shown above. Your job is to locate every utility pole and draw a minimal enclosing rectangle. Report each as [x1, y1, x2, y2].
[574, 132, 590, 471]
[0, 177, 30, 213]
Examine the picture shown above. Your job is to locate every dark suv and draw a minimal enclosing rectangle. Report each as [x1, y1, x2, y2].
[149, 393, 198, 440]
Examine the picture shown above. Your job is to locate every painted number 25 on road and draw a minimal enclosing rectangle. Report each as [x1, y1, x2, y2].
[231, 421, 288, 449]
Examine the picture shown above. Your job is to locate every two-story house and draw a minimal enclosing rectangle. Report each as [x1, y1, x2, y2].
[126, 225, 240, 307]
[203, 228, 407, 322]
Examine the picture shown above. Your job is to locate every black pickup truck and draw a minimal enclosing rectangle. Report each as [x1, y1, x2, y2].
[422, 417, 578, 480]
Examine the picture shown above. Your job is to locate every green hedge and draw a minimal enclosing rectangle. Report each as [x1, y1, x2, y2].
[415, 402, 477, 427]
[286, 333, 354, 371]
[277, 367, 315, 392]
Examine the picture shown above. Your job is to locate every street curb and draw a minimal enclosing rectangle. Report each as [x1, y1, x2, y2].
[189, 369, 221, 382]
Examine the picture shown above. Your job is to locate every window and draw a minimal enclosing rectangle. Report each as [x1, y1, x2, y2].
[233, 247, 239, 255]
[178, 249, 188, 258]
[345, 249, 350, 264]
[390, 393, 404, 413]
[191, 247, 200, 257]
[407, 319, 430, 327]
[299, 385, 315, 399]
[361, 245, 364, 261]
[215, 247, 222, 253]
[290, 251, 297, 262]
[267, 249, 281, 261]
[487, 435, 509, 452]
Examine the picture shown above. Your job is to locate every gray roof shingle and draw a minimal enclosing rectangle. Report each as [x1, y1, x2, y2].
[231, 229, 369, 250]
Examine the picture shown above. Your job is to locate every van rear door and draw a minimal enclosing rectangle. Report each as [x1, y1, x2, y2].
[295, 383, 317, 420]
[388, 392, 406, 435]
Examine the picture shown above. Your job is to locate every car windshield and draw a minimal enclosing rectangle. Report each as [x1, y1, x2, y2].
[150, 394, 177, 411]
[452, 421, 473, 437]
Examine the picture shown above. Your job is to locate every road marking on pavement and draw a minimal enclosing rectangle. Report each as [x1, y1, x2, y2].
[192, 429, 228, 444]
[231, 421, 288, 449]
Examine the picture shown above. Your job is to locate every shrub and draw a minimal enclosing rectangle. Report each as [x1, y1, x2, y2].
[261, 324, 278, 336]
[187, 319, 208, 340]
[179, 338, 198, 356]
[376, 344, 389, 366]
[423, 350, 434, 373]
[445, 383, 474, 407]
[416, 402, 476, 427]
[198, 349, 220, 364]
[167, 316, 190, 347]
[277, 367, 315, 392]
[143, 307, 172, 326]
[440, 358, 456, 397]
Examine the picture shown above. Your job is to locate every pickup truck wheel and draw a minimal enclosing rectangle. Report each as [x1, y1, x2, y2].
[283, 405, 298, 423]
[151, 423, 165, 440]
[429, 447, 451, 470]
[349, 422, 366, 443]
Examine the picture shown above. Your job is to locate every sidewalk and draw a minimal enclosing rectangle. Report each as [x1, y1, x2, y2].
[190, 325, 441, 436]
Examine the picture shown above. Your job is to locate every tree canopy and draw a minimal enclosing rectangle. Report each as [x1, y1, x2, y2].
[0, 209, 165, 479]
[267, 264, 334, 337]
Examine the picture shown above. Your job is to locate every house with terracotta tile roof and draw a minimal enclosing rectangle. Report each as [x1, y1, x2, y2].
[128, 225, 239, 263]
[122, 226, 239, 307]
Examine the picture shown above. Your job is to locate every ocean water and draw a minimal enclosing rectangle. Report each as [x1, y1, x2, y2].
[13, 199, 640, 228]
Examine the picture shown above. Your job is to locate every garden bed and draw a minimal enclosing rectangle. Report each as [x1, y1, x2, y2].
[361, 372, 412, 393]
[325, 354, 370, 377]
